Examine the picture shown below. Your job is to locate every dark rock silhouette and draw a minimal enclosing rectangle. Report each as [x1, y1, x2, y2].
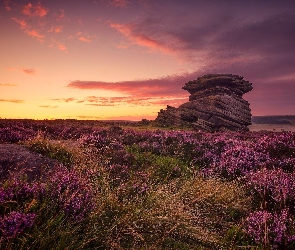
[155, 74, 253, 132]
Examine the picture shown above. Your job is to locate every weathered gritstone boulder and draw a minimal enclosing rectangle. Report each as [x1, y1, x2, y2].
[155, 74, 253, 132]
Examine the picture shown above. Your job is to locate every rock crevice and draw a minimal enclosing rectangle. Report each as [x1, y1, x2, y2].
[155, 74, 253, 132]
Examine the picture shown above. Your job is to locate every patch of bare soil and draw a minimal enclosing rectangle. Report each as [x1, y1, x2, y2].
[0, 143, 60, 183]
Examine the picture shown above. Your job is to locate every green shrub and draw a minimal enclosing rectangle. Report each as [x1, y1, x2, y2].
[151, 155, 191, 183]
[24, 139, 74, 166]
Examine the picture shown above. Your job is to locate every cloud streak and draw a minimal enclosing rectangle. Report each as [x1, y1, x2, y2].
[49, 94, 187, 108]
[49, 41, 67, 52]
[12, 15, 45, 42]
[68, 72, 199, 98]
[39, 105, 58, 108]
[8, 2, 68, 49]
[111, 0, 130, 8]
[50, 98, 76, 102]
[75, 115, 102, 119]
[5, 67, 37, 75]
[110, 22, 177, 55]
[22, 68, 36, 75]
[4, 0, 11, 11]
[76, 32, 94, 43]
[22, 2, 49, 18]
[0, 99, 24, 103]
[0, 83, 17, 87]
[11, 17, 27, 28]
[48, 26, 63, 33]
[56, 9, 65, 21]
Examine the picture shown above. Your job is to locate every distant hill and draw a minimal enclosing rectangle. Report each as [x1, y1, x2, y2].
[252, 116, 295, 124]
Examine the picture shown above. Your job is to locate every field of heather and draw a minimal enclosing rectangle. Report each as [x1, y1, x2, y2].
[1, 120, 295, 249]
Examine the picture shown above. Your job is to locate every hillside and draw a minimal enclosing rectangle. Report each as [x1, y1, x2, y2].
[252, 115, 295, 124]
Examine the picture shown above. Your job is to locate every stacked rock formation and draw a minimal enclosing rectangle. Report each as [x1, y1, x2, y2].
[155, 74, 253, 132]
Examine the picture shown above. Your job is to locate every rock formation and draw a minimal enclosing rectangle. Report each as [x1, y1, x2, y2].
[155, 74, 253, 132]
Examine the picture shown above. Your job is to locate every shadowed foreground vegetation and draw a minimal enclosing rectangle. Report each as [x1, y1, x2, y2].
[1, 120, 295, 249]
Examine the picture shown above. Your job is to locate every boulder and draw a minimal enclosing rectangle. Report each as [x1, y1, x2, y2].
[155, 74, 253, 132]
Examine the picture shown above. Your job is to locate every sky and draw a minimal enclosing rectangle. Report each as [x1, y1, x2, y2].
[1, 0, 295, 120]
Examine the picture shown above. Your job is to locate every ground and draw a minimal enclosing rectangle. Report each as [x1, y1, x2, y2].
[1, 123, 294, 182]
[0, 143, 59, 182]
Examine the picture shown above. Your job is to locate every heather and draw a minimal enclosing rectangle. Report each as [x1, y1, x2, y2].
[0, 120, 295, 249]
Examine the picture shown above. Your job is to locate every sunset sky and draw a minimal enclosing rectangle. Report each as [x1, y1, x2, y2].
[1, 0, 295, 120]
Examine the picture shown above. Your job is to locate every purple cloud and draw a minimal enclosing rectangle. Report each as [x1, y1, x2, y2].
[68, 72, 201, 98]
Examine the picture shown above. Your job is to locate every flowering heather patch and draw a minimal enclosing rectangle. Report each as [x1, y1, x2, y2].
[0, 177, 44, 211]
[0, 126, 36, 143]
[47, 165, 96, 221]
[0, 164, 95, 245]
[0, 211, 36, 241]
[212, 139, 270, 178]
[0, 177, 40, 243]
[1, 119, 295, 248]
[245, 168, 295, 209]
[244, 209, 295, 248]
[0, 119, 103, 142]
[0, 186, 13, 204]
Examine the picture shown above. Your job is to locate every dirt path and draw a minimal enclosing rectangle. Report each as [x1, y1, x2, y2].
[0, 143, 59, 182]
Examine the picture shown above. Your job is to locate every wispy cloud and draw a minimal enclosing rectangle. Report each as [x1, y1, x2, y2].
[86, 103, 115, 107]
[6, 67, 37, 75]
[67, 72, 199, 107]
[75, 95, 189, 108]
[4, 0, 11, 11]
[110, 22, 176, 54]
[50, 97, 76, 102]
[76, 32, 94, 43]
[22, 2, 49, 18]
[12, 17, 45, 42]
[48, 26, 63, 33]
[22, 68, 36, 75]
[9, 3, 68, 49]
[75, 115, 102, 119]
[56, 9, 65, 21]
[68, 72, 198, 98]
[50, 41, 68, 53]
[111, 0, 130, 8]
[39, 105, 58, 108]
[149, 97, 188, 107]
[11, 17, 27, 28]
[0, 83, 17, 87]
[57, 43, 67, 52]
[63, 97, 76, 102]
[78, 36, 92, 43]
[0, 99, 24, 103]
[25, 29, 44, 41]
[103, 115, 156, 121]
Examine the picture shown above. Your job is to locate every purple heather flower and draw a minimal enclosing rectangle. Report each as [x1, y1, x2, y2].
[47, 165, 95, 221]
[244, 209, 295, 248]
[0, 211, 36, 241]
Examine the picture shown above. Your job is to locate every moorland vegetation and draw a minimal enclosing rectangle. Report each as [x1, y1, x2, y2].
[0, 119, 295, 249]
